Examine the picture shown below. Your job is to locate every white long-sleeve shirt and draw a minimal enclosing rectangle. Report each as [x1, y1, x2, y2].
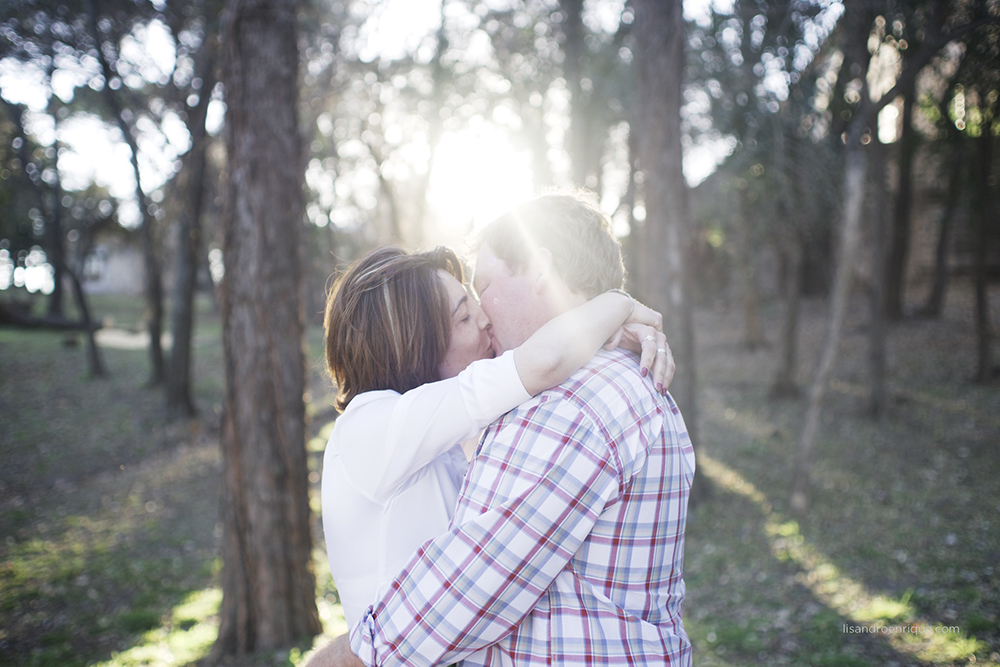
[321, 350, 530, 626]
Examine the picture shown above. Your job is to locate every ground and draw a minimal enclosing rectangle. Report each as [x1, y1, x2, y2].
[0, 283, 998, 666]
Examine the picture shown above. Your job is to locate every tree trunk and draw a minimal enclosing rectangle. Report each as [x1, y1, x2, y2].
[67, 262, 106, 378]
[167, 45, 217, 419]
[790, 145, 868, 514]
[921, 135, 965, 317]
[769, 115, 800, 398]
[789, 0, 877, 514]
[974, 130, 995, 383]
[213, 0, 321, 657]
[49, 111, 105, 378]
[562, 0, 592, 188]
[632, 0, 705, 502]
[868, 140, 888, 418]
[41, 38, 66, 319]
[737, 192, 766, 350]
[771, 232, 802, 398]
[885, 87, 917, 320]
[88, 0, 165, 385]
[43, 155, 66, 319]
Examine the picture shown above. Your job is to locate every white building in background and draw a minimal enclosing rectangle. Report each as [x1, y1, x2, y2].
[82, 237, 145, 295]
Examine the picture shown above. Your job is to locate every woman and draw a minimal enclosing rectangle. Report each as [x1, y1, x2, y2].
[320, 246, 670, 626]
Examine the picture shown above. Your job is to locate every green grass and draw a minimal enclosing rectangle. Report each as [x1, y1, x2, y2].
[683, 290, 1000, 666]
[0, 292, 341, 667]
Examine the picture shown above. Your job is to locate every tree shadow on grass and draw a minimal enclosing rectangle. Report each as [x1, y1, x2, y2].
[686, 382, 999, 666]
[684, 471, 977, 667]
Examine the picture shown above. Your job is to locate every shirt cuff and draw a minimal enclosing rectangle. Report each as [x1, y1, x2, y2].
[349, 609, 377, 667]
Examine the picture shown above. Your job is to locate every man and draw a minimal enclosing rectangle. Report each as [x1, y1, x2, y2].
[312, 193, 695, 666]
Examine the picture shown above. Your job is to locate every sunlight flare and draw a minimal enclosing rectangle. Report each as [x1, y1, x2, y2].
[425, 129, 534, 245]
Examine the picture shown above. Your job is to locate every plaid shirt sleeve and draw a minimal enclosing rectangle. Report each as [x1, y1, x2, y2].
[348, 396, 623, 667]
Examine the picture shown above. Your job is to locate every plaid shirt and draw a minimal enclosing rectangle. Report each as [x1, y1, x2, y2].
[350, 349, 695, 666]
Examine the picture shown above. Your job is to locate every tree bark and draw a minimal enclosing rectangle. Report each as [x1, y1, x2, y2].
[885, 87, 917, 320]
[868, 140, 888, 418]
[167, 43, 217, 419]
[213, 0, 321, 657]
[921, 135, 965, 317]
[88, 0, 165, 385]
[974, 129, 995, 383]
[632, 0, 705, 502]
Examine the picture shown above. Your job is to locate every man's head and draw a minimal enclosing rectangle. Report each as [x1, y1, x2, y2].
[472, 193, 626, 353]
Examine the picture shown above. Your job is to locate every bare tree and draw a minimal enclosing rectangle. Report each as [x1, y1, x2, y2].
[213, 0, 321, 656]
[167, 37, 218, 418]
[920, 133, 965, 318]
[88, 0, 166, 385]
[769, 118, 805, 398]
[790, 0, 991, 513]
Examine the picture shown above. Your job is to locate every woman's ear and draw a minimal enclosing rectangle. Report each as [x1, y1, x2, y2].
[530, 247, 554, 294]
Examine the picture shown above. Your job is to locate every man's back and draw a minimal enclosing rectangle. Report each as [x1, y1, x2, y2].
[349, 349, 693, 667]
[457, 348, 694, 665]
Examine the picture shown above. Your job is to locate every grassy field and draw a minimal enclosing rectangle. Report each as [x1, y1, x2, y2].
[1, 284, 998, 666]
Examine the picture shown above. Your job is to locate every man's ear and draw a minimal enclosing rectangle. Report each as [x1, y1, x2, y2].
[530, 247, 554, 294]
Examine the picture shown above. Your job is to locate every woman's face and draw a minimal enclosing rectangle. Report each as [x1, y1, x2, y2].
[437, 270, 495, 379]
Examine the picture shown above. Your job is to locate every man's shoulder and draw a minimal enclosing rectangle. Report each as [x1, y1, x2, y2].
[570, 348, 651, 398]
[524, 348, 659, 422]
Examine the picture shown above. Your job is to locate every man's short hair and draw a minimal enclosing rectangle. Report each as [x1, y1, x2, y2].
[324, 246, 463, 411]
[477, 193, 625, 297]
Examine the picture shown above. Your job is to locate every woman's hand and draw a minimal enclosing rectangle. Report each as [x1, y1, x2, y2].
[625, 299, 663, 331]
[604, 299, 674, 393]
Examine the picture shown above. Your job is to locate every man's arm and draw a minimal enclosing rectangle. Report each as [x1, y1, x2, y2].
[349, 404, 623, 667]
[303, 635, 363, 667]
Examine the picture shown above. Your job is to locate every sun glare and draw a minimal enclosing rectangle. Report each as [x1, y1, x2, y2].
[425, 128, 535, 246]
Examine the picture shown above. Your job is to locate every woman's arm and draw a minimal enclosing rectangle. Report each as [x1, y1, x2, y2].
[514, 291, 669, 395]
[352, 292, 667, 504]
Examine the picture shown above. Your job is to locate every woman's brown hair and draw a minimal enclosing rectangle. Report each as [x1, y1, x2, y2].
[324, 246, 464, 411]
